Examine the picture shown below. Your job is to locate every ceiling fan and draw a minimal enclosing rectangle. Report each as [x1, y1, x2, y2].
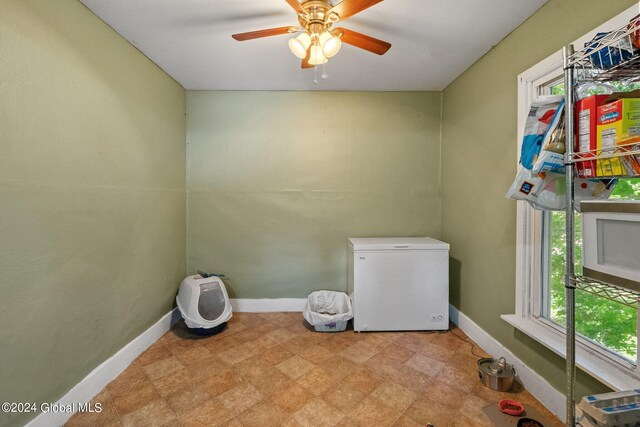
[231, 0, 391, 69]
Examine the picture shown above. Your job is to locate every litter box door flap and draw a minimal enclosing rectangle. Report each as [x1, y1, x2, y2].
[198, 281, 227, 321]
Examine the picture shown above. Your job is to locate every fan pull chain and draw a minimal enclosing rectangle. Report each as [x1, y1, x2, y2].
[321, 63, 328, 79]
[313, 65, 318, 85]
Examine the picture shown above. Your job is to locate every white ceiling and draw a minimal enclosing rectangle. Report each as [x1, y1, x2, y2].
[79, 0, 547, 91]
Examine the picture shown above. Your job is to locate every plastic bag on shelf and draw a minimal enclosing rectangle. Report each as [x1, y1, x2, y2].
[574, 178, 618, 212]
[506, 169, 566, 210]
[505, 168, 546, 203]
[533, 172, 566, 210]
[532, 100, 566, 173]
[575, 82, 615, 100]
[520, 95, 564, 170]
[507, 168, 617, 211]
[584, 32, 634, 69]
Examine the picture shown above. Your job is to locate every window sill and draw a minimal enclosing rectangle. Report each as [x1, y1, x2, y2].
[501, 314, 640, 391]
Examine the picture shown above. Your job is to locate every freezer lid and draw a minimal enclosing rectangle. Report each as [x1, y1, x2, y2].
[348, 237, 449, 251]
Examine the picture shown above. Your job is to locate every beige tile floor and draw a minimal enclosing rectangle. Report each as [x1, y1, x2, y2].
[66, 312, 564, 427]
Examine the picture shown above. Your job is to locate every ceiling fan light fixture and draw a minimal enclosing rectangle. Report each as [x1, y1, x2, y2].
[308, 44, 328, 65]
[231, 0, 392, 71]
[288, 32, 311, 59]
[321, 32, 342, 58]
[318, 31, 332, 44]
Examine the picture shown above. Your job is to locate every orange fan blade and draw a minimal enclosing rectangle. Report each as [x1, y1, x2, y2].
[334, 27, 391, 55]
[284, 0, 306, 15]
[301, 47, 313, 68]
[329, 0, 383, 21]
[232, 26, 295, 41]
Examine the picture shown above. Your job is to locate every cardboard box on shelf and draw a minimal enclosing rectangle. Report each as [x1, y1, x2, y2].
[575, 94, 609, 178]
[596, 92, 640, 176]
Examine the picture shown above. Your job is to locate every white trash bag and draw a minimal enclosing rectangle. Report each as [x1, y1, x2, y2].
[303, 291, 353, 332]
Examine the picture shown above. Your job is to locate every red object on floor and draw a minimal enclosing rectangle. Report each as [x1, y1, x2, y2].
[498, 399, 525, 416]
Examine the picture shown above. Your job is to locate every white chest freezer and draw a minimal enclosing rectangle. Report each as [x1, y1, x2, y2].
[347, 237, 449, 332]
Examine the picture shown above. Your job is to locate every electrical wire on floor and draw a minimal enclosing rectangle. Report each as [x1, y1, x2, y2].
[449, 327, 486, 359]
[415, 328, 486, 359]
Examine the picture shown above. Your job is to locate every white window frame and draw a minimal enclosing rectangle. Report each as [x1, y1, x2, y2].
[501, 4, 640, 391]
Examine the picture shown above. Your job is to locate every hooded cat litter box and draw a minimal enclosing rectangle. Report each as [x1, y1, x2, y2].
[176, 274, 232, 336]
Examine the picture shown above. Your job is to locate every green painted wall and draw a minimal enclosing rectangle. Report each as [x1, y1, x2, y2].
[0, 1, 186, 425]
[441, 0, 637, 399]
[187, 91, 441, 298]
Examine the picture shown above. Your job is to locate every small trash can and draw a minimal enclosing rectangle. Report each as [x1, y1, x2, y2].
[303, 291, 353, 332]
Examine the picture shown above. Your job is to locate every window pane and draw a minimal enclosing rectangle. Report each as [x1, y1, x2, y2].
[610, 178, 640, 200]
[550, 82, 565, 95]
[547, 179, 640, 362]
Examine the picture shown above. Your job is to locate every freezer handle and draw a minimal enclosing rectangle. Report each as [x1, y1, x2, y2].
[394, 245, 410, 249]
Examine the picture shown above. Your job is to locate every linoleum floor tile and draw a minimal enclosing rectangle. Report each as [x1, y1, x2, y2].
[381, 364, 432, 394]
[217, 382, 264, 415]
[346, 396, 402, 427]
[66, 396, 120, 427]
[248, 367, 292, 397]
[320, 335, 352, 353]
[200, 368, 243, 397]
[369, 380, 417, 412]
[404, 394, 457, 426]
[110, 382, 161, 417]
[276, 355, 314, 380]
[136, 343, 173, 367]
[107, 363, 147, 397]
[265, 328, 298, 345]
[202, 335, 240, 353]
[152, 367, 194, 397]
[260, 344, 295, 366]
[433, 363, 477, 394]
[179, 399, 234, 427]
[338, 341, 379, 364]
[185, 354, 230, 382]
[295, 344, 334, 364]
[295, 367, 336, 396]
[236, 400, 289, 427]
[392, 415, 424, 427]
[142, 356, 184, 382]
[270, 381, 316, 414]
[292, 398, 345, 427]
[174, 345, 212, 366]
[316, 356, 357, 381]
[233, 355, 273, 382]
[341, 367, 384, 395]
[119, 399, 176, 427]
[216, 343, 256, 365]
[320, 381, 366, 412]
[404, 353, 445, 377]
[165, 383, 212, 417]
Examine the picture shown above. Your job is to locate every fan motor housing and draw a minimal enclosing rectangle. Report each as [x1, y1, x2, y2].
[299, 0, 338, 28]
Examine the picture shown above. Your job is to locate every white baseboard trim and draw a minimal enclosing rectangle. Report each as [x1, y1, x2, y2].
[25, 308, 180, 427]
[230, 298, 306, 312]
[449, 304, 566, 421]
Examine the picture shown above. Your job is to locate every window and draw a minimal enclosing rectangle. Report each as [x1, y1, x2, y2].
[539, 82, 640, 364]
[503, 4, 640, 391]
